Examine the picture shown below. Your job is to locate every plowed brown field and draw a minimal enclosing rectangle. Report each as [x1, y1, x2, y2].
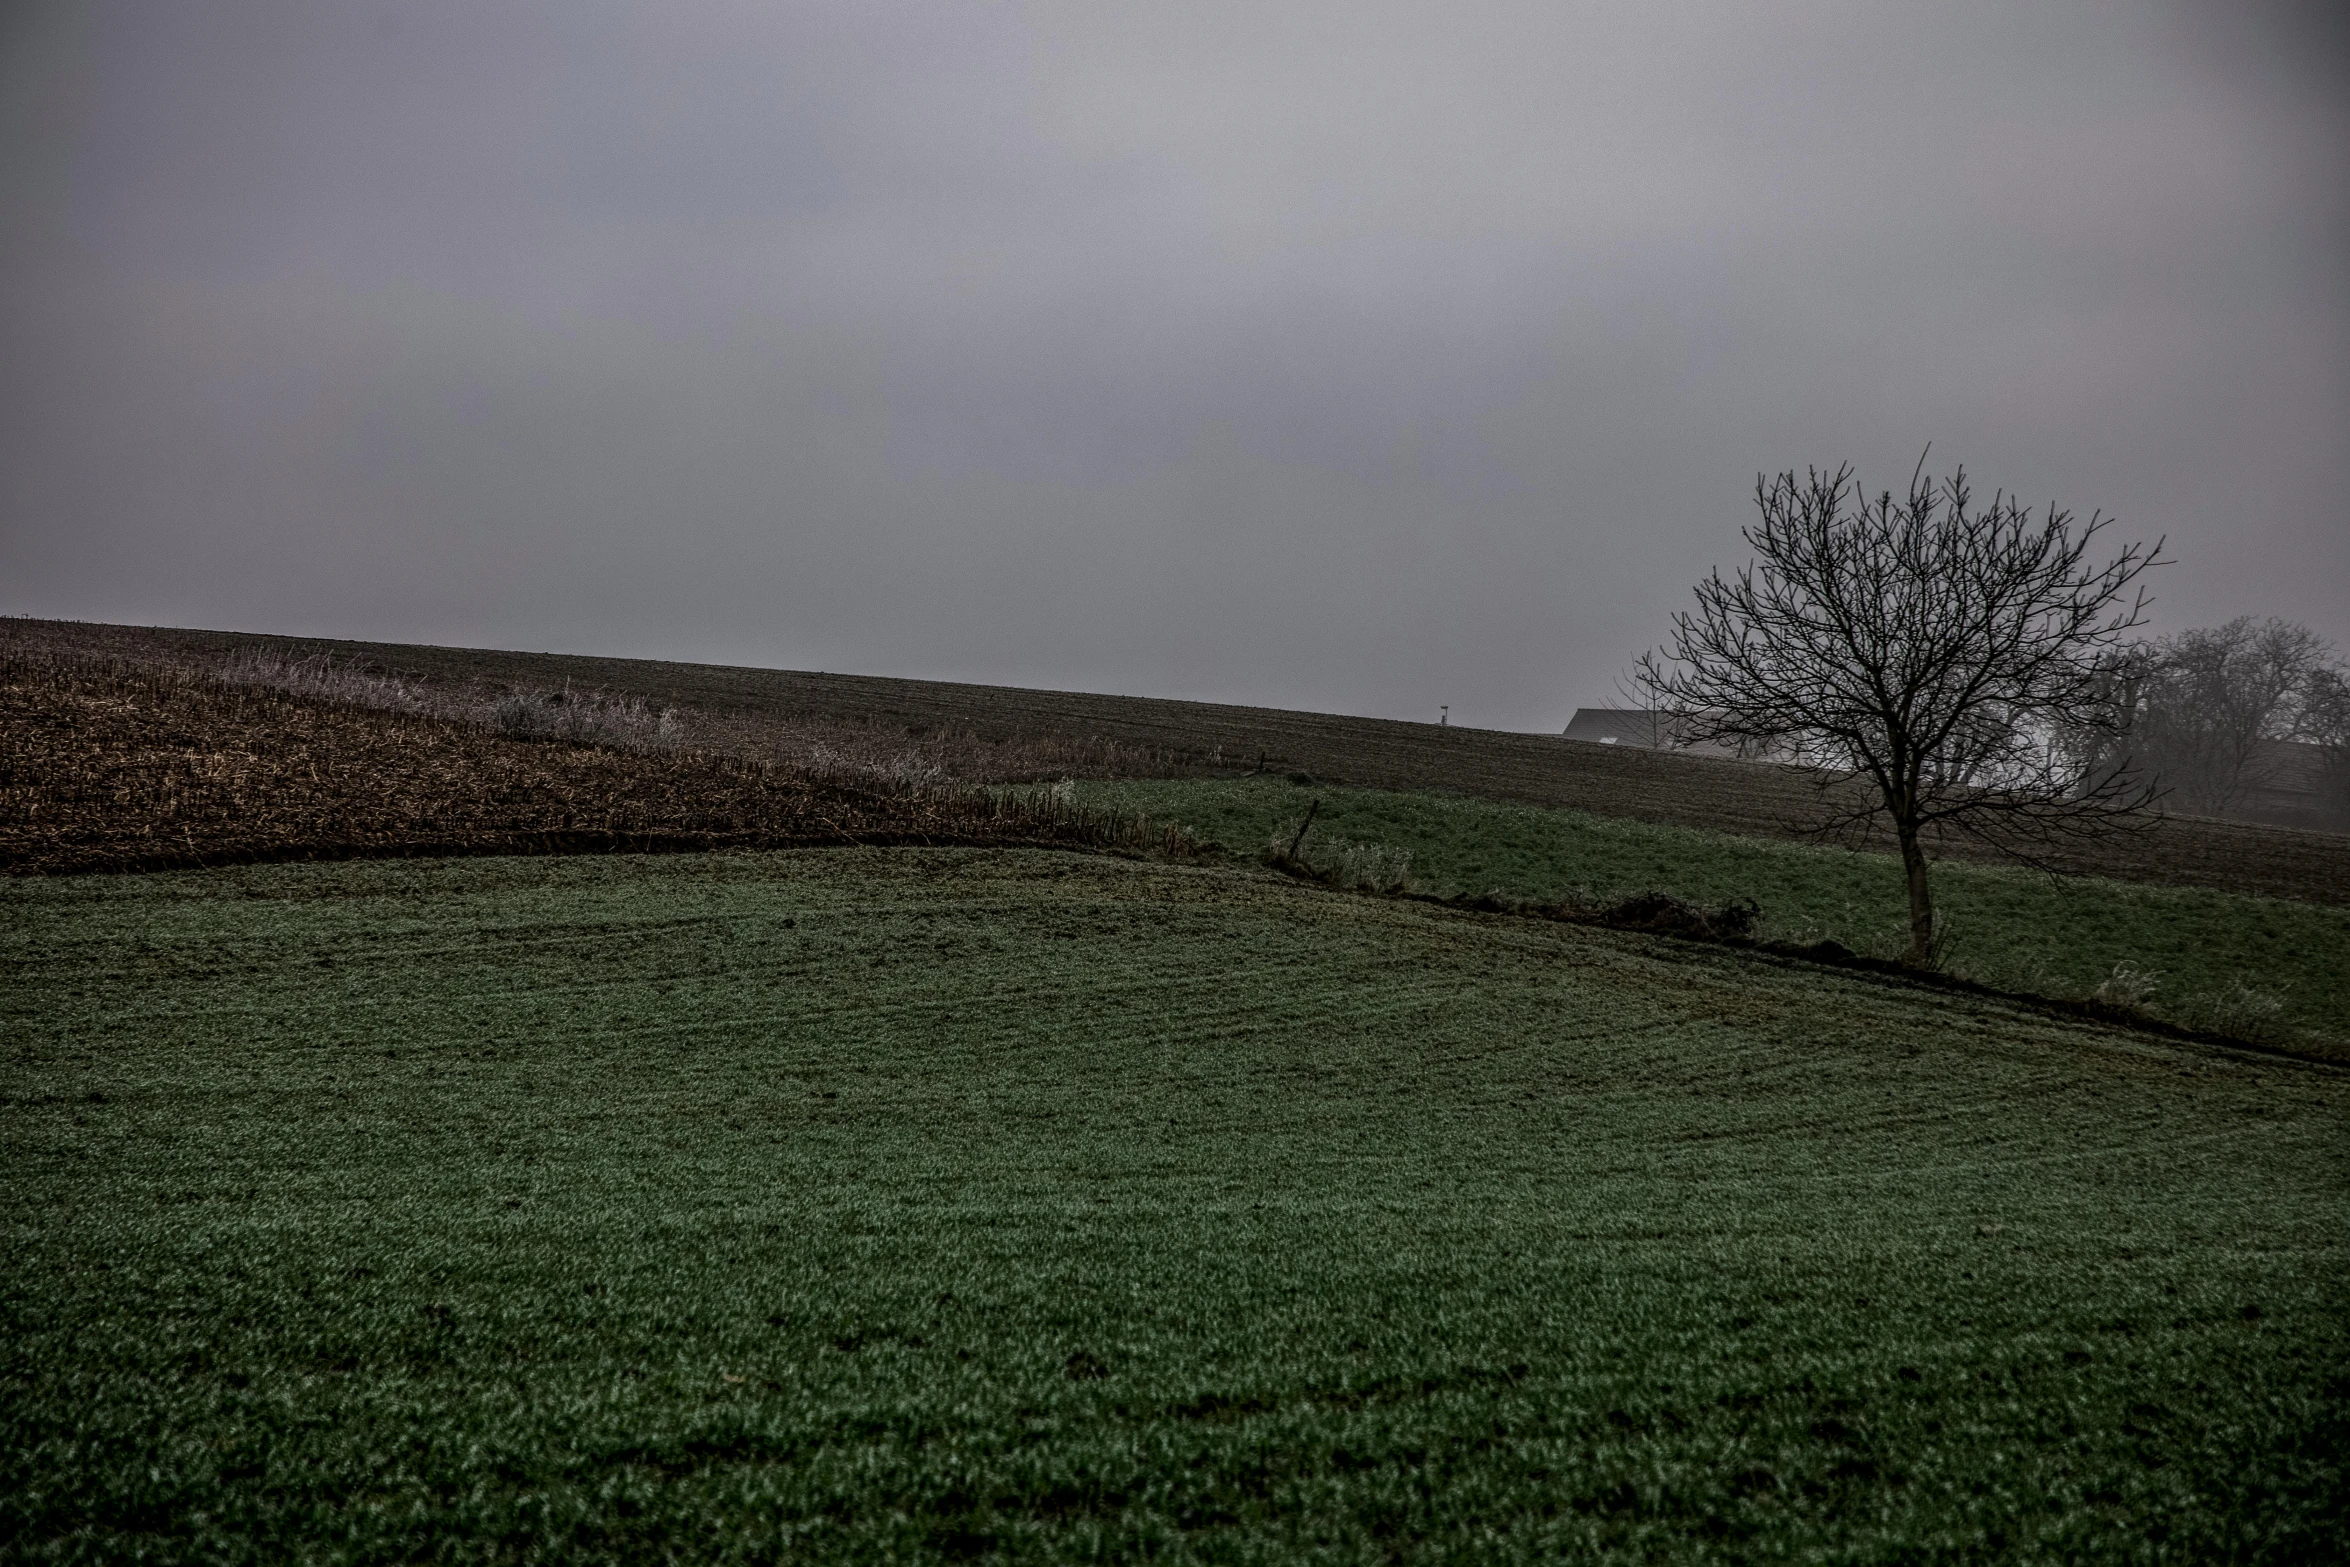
[12, 617, 2346, 903]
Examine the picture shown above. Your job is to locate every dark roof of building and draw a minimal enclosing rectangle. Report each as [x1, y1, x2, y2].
[1561, 708, 1672, 746]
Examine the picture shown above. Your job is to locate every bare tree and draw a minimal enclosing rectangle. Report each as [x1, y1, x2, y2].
[2116, 617, 2337, 816]
[2308, 665, 2350, 832]
[1636, 460, 2163, 965]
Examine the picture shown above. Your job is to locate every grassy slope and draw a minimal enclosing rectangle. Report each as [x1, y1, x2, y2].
[4, 849, 2345, 1563]
[1077, 778, 2350, 1044]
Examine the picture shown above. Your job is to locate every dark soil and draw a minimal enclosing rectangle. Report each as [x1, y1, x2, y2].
[1595, 890, 1764, 941]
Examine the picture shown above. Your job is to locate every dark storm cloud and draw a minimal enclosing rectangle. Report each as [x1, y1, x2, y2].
[3, 1, 2344, 727]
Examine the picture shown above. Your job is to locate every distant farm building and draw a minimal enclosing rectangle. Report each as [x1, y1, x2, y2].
[1561, 709, 1746, 759]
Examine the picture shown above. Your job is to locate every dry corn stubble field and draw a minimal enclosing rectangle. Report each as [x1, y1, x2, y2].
[0, 649, 1171, 875]
[3, 848, 2346, 1562]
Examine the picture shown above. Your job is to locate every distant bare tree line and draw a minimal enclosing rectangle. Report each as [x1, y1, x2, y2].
[2064, 617, 2349, 828]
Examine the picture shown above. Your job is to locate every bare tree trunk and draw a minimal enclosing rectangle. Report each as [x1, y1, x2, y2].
[1897, 822, 1934, 965]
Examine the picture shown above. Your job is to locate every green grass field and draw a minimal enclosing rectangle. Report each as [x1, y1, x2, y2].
[1075, 778, 2350, 1046]
[5, 848, 2346, 1562]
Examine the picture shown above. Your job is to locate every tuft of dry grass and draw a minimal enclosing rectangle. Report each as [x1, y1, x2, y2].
[2092, 962, 2162, 1011]
[1259, 814, 1418, 895]
[771, 720, 1203, 790]
[2186, 981, 2289, 1042]
[217, 647, 688, 752]
[492, 686, 682, 750]
[216, 648, 438, 713]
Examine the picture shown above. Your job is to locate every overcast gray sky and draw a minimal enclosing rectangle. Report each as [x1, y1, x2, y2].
[3, 2, 2344, 729]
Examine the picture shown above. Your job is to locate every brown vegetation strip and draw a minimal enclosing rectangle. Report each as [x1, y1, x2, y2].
[13, 617, 2349, 904]
[0, 652, 1160, 877]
